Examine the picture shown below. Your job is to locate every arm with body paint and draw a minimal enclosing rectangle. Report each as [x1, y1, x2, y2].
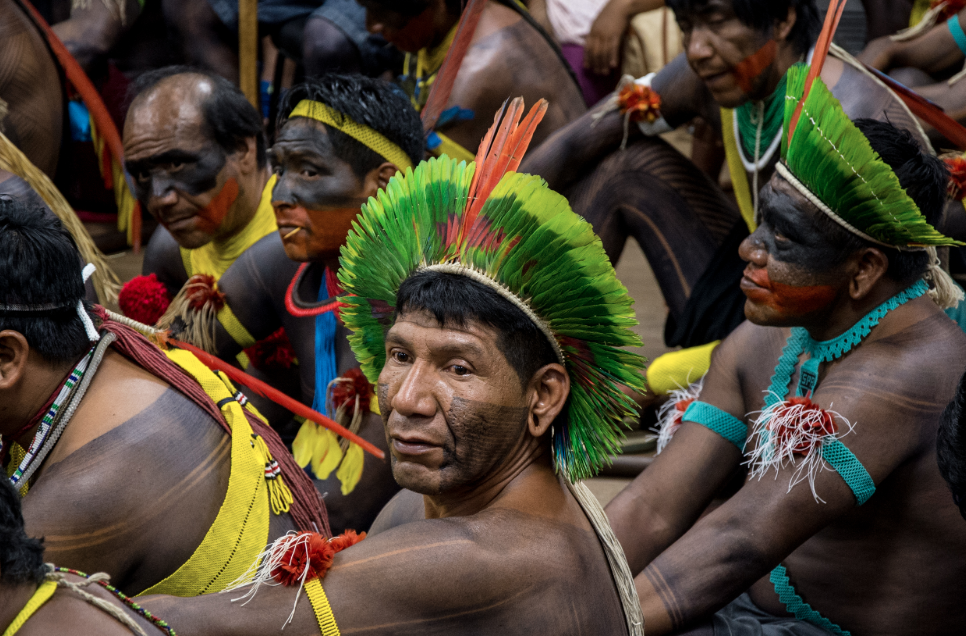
[635, 309, 961, 635]
[520, 52, 708, 191]
[605, 319, 754, 575]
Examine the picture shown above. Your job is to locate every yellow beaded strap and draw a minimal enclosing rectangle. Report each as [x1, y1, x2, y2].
[289, 101, 414, 172]
[6, 442, 29, 497]
[2, 580, 57, 636]
[720, 107, 757, 233]
[306, 578, 341, 636]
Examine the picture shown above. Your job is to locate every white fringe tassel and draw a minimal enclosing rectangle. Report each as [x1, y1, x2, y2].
[744, 395, 853, 503]
[925, 247, 964, 310]
[653, 378, 704, 454]
[221, 531, 316, 629]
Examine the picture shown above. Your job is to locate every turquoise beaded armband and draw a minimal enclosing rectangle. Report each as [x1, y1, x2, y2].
[682, 401, 747, 450]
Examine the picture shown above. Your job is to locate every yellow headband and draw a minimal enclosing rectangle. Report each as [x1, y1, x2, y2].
[288, 100, 415, 172]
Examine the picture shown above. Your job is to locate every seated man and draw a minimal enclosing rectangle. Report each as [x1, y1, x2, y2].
[521, 0, 931, 397]
[120, 67, 290, 378]
[606, 66, 966, 634]
[361, 0, 587, 160]
[191, 74, 424, 533]
[138, 100, 647, 635]
[0, 198, 327, 597]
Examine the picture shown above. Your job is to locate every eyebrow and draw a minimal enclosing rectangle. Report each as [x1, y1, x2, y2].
[125, 149, 201, 171]
[385, 330, 488, 359]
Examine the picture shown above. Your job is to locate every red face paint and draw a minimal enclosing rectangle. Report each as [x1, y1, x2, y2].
[732, 40, 778, 95]
[383, 6, 437, 53]
[276, 205, 361, 261]
[191, 177, 239, 234]
[741, 267, 837, 318]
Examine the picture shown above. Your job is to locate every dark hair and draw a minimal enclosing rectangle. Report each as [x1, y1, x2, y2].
[395, 270, 557, 389]
[666, 0, 821, 55]
[0, 198, 93, 363]
[277, 74, 424, 178]
[0, 479, 47, 585]
[938, 368, 966, 521]
[814, 119, 948, 283]
[129, 66, 267, 169]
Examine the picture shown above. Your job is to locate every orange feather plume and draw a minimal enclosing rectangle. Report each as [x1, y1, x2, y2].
[788, 0, 847, 144]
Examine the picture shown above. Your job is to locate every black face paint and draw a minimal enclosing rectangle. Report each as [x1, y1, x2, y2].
[269, 119, 367, 210]
[127, 146, 227, 203]
[754, 183, 846, 273]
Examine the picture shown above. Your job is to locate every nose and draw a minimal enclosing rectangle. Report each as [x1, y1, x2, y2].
[739, 229, 767, 266]
[271, 173, 297, 211]
[149, 179, 178, 210]
[687, 27, 715, 64]
[390, 359, 438, 419]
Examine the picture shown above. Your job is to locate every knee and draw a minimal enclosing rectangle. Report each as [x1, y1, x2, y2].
[302, 16, 361, 75]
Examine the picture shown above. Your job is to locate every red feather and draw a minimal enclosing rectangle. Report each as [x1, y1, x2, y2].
[789, 0, 847, 144]
[167, 338, 386, 459]
[420, 0, 489, 133]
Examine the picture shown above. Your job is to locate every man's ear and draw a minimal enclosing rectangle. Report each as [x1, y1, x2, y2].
[774, 6, 797, 43]
[0, 331, 30, 391]
[849, 247, 890, 300]
[236, 136, 261, 175]
[362, 162, 401, 198]
[527, 363, 570, 438]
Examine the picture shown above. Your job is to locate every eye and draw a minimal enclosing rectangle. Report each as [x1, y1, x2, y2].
[166, 162, 184, 172]
[774, 230, 790, 243]
[301, 168, 318, 178]
[134, 171, 150, 184]
[391, 350, 410, 364]
[450, 364, 470, 377]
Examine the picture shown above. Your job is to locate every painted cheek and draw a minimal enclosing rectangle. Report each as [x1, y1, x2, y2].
[743, 268, 836, 317]
[731, 40, 777, 94]
[299, 205, 362, 255]
[194, 178, 239, 233]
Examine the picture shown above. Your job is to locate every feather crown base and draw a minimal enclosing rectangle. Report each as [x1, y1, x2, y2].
[338, 103, 646, 482]
[781, 63, 963, 249]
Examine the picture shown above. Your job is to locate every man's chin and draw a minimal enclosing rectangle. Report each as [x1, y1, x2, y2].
[166, 225, 215, 250]
[743, 299, 795, 327]
[711, 86, 750, 110]
[391, 460, 444, 495]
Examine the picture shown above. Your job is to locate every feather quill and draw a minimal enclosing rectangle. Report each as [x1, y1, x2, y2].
[788, 0, 847, 143]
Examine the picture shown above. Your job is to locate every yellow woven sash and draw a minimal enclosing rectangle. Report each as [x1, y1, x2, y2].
[720, 108, 757, 233]
[136, 348, 270, 597]
[307, 578, 341, 636]
[1, 580, 56, 636]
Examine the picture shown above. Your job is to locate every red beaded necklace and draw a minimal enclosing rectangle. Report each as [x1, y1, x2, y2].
[284, 263, 345, 318]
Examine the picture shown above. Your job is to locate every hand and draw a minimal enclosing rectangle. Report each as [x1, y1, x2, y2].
[858, 35, 896, 71]
[585, 0, 632, 76]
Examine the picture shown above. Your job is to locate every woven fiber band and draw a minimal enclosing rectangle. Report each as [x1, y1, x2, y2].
[306, 578, 341, 636]
[290, 100, 414, 171]
[949, 13, 966, 57]
[821, 439, 876, 505]
[420, 262, 566, 365]
[774, 163, 924, 251]
[682, 401, 748, 450]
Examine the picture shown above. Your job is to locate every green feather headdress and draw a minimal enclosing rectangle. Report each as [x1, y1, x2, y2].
[338, 99, 646, 482]
[780, 62, 962, 248]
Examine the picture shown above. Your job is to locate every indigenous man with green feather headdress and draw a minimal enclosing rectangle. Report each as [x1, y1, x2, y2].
[607, 63, 966, 635]
[135, 99, 648, 635]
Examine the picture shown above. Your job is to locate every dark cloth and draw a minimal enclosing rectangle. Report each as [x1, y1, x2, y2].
[206, 0, 319, 30]
[713, 594, 836, 636]
[664, 220, 749, 348]
[310, 0, 397, 75]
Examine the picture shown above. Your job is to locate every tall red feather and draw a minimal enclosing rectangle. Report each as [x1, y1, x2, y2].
[788, 0, 847, 144]
[420, 0, 489, 134]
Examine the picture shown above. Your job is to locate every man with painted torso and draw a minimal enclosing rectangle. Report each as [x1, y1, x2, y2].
[360, 0, 587, 161]
[606, 64, 966, 634]
[521, 0, 933, 396]
[195, 74, 425, 534]
[0, 198, 327, 597]
[136, 101, 647, 635]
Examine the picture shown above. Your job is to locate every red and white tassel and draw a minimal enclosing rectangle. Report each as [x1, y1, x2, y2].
[221, 530, 365, 628]
[745, 395, 852, 502]
[653, 379, 703, 454]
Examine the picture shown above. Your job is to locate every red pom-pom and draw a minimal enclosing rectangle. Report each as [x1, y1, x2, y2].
[185, 274, 225, 311]
[937, 0, 966, 21]
[331, 368, 373, 413]
[617, 84, 662, 124]
[945, 155, 966, 201]
[245, 327, 297, 371]
[768, 395, 838, 455]
[269, 530, 367, 586]
[118, 273, 171, 325]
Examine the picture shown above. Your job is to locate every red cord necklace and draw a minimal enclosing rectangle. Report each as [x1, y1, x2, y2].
[285, 263, 345, 318]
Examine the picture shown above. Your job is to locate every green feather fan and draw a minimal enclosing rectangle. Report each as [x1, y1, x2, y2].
[781, 63, 962, 248]
[338, 156, 646, 482]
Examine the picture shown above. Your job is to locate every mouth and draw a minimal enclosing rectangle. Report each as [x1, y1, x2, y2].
[278, 225, 303, 241]
[390, 434, 441, 456]
[700, 70, 732, 90]
[161, 214, 197, 232]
